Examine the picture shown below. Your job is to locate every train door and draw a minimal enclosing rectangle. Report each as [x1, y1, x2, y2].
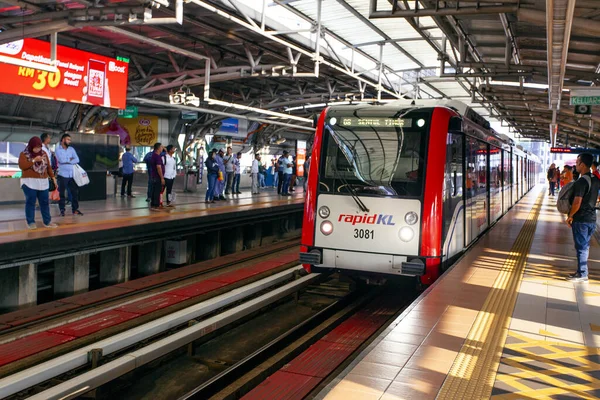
[504, 150, 512, 210]
[490, 146, 502, 222]
[442, 133, 464, 261]
[465, 137, 488, 244]
[513, 155, 519, 201]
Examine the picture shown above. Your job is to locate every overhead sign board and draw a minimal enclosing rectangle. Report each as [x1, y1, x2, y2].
[118, 105, 138, 118]
[570, 96, 600, 106]
[0, 38, 129, 109]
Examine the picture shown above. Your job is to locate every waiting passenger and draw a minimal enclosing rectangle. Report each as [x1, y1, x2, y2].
[591, 161, 600, 180]
[214, 149, 226, 201]
[205, 149, 219, 203]
[280, 151, 294, 196]
[547, 163, 557, 196]
[56, 134, 83, 217]
[121, 147, 137, 198]
[277, 153, 286, 194]
[164, 145, 177, 207]
[251, 153, 261, 194]
[290, 155, 297, 192]
[232, 151, 242, 194]
[303, 156, 311, 192]
[223, 147, 235, 195]
[149, 142, 165, 211]
[555, 167, 561, 190]
[566, 153, 600, 282]
[561, 165, 573, 186]
[143, 150, 154, 202]
[18, 137, 58, 229]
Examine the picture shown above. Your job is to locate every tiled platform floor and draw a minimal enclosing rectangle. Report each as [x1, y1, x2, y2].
[317, 186, 600, 400]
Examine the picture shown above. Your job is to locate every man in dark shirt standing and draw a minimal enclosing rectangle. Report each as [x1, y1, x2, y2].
[149, 142, 165, 211]
[567, 153, 599, 282]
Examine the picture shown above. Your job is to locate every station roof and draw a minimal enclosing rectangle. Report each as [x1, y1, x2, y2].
[0, 0, 598, 147]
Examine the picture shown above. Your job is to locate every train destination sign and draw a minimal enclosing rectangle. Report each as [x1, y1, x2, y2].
[0, 38, 129, 109]
[332, 117, 413, 128]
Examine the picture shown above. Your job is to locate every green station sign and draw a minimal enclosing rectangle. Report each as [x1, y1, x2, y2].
[118, 105, 138, 119]
[570, 96, 600, 106]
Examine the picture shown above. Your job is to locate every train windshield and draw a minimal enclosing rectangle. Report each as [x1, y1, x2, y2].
[319, 108, 430, 197]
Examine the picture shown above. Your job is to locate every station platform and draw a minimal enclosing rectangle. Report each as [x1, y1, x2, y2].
[317, 186, 600, 400]
[0, 187, 304, 267]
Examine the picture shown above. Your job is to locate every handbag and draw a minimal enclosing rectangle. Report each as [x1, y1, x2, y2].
[48, 178, 56, 192]
[50, 189, 59, 201]
[73, 164, 90, 187]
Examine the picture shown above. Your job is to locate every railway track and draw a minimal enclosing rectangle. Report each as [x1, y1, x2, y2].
[2, 266, 319, 399]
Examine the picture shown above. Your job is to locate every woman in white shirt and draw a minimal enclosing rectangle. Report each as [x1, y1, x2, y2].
[164, 145, 177, 206]
[251, 153, 261, 194]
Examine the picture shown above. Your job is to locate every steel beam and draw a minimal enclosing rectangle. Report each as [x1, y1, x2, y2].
[370, 4, 518, 18]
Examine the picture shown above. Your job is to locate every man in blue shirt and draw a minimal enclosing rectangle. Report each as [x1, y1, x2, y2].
[55, 134, 83, 216]
[280, 150, 294, 196]
[121, 147, 138, 198]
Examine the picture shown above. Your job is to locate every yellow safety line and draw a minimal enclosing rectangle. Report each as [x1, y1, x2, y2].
[437, 190, 545, 400]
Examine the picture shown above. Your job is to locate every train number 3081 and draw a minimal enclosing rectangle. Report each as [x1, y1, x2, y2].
[354, 229, 375, 239]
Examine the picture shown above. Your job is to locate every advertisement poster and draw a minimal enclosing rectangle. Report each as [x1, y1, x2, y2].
[296, 140, 307, 177]
[99, 116, 158, 146]
[0, 38, 129, 109]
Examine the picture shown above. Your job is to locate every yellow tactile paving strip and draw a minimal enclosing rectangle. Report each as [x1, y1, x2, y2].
[437, 191, 545, 399]
[492, 331, 600, 399]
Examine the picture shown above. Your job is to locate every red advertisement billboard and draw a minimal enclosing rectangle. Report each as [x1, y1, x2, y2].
[0, 38, 129, 109]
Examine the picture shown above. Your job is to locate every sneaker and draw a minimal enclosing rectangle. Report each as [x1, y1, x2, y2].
[150, 207, 161, 212]
[44, 222, 58, 228]
[236, 191, 242, 194]
[121, 194, 126, 197]
[219, 195, 226, 200]
[146, 198, 151, 202]
[567, 274, 588, 282]
[73, 210, 84, 216]
[66, 201, 71, 206]
[60, 210, 65, 217]
[205, 200, 211, 204]
[27, 223, 37, 230]
[225, 192, 231, 195]
[128, 195, 136, 198]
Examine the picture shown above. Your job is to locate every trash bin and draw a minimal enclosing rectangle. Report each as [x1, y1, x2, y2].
[186, 170, 197, 192]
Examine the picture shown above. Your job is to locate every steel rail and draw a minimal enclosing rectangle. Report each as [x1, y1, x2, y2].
[0, 266, 308, 399]
[26, 271, 320, 400]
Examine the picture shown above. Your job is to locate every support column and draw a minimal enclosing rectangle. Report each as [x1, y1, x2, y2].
[244, 224, 263, 249]
[196, 231, 221, 261]
[137, 242, 163, 276]
[0, 264, 37, 312]
[221, 228, 244, 255]
[54, 254, 89, 298]
[185, 235, 197, 264]
[99, 247, 131, 285]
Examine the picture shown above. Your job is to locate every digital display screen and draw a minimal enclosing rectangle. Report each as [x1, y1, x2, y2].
[334, 117, 413, 128]
[550, 147, 573, 153]
[0, 38, 129, 109]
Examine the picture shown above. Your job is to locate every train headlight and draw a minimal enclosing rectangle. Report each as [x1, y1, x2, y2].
[320, 221, 334, 236]
[399, 226, 414, 242]
[404, 211, 418, 225]
[318, 206, 330, 219]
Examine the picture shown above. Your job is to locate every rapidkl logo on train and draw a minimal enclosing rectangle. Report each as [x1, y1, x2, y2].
[338, 214, 396, 226]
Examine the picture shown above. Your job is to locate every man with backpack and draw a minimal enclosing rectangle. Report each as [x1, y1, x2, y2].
[565, 153, 599, 282]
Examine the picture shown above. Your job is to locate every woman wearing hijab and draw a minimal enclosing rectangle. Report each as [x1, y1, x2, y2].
[18, 137, 58, 229]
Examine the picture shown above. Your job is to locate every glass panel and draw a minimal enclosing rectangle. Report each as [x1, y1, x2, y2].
[319, 108, 429, 197]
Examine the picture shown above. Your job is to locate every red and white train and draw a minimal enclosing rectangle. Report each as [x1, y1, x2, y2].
[300, 100, 540, 285]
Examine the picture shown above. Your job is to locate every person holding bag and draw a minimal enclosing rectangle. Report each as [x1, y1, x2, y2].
[18, 137, 58, 229]
[55, 133, 83, 216]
